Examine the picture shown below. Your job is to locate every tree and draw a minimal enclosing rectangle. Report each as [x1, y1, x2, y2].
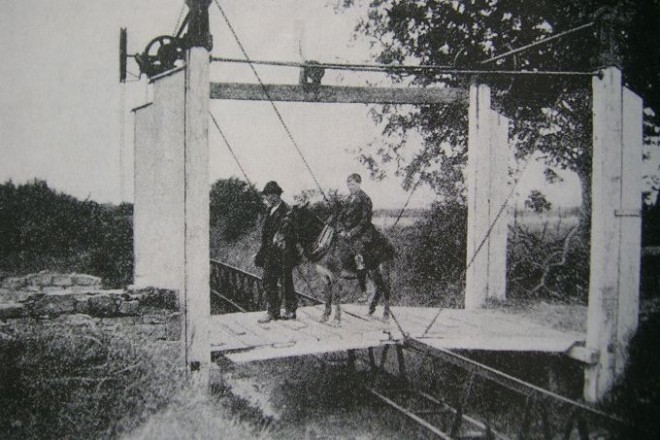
[209, 178, 263, 241]
[524, 190, 552, 213]
[341, 0, 660, 233]
[293, 188, 343, 219]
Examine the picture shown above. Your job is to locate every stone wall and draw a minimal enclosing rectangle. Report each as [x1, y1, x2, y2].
[0, 271, 178, 321]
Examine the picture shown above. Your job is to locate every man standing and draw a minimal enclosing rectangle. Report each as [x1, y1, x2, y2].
[254, 181, 298, 323]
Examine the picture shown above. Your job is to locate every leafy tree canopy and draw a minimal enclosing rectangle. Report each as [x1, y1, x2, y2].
[340, 0, 660, 211]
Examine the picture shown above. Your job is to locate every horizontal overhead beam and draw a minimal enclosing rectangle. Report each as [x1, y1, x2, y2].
[210, 82, 466, 104]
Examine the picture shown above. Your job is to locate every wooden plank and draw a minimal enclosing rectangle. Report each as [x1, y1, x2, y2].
[208, 328, 244, 347]
[210, 82, 467, 104]
[419, 335, 582, 353]
[296, 308, 348, 339]
[445, 310, 540, 335]
[215, 321, 268, 348]
[226, 339, 396, 363]
[341, 312, 393, 333]
[383, 308, 448, 335]
[224, 314, 297, 345]
[208, 320, 249, 351]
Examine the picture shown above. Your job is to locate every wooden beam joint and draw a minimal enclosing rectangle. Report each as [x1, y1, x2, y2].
[568, 345, 599, 365]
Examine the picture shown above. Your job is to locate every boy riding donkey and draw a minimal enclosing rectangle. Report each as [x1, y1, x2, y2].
[336, 173, 393, 320]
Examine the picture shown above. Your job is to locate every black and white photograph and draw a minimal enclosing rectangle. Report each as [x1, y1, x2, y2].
[1, 0, 659, 438]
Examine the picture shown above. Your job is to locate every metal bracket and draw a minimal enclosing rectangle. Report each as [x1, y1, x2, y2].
[299, 61, 325, 93]
[614, 209, 641, 218]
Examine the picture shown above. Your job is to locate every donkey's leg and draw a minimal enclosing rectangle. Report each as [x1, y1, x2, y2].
[316, 264, 333, 322]
[369, 265, 391, 319]
[331, 277, 345, 326]
[356, 269, 368, 302]
[366, 272, 381, 316]
[333, 302, 342, 325]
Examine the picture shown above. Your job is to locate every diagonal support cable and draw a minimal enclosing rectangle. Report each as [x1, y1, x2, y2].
[421, 155, 535, 337]
[213, 0, 329, 204]
[172, 1, 188, 36]
[480, 22, 595, 65]
[209, 111, 256, 189]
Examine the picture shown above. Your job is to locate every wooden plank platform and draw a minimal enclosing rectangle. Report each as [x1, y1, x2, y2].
[210, 305, 586, 363]
[393, 306, 586, 353]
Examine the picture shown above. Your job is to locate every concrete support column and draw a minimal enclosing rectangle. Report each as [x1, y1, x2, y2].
[465, 82, 510, 309]
[183, 47, 211, 384]
[133, 71, 186, 292]
[585, 67, 643, 402]
[132, 52, 211, 385]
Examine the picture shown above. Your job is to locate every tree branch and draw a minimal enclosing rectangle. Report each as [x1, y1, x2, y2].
[528, 226, 579, 297]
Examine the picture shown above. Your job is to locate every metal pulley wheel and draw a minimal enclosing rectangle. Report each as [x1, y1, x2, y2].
[136, 35, 185, 78]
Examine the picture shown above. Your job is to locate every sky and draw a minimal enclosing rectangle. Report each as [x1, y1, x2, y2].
[0, 0, 584, 209]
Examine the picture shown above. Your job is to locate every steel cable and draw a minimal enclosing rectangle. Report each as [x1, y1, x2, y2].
[421, 154, 536, 337]
[213, 0, 330, 204]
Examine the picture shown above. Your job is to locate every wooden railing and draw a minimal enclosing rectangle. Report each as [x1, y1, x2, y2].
[209, 259, 322, 313]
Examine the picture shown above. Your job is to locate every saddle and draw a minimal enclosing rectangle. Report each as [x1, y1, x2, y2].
[309, 222, 335, 261]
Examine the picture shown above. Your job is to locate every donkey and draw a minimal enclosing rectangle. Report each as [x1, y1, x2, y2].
[280, 203, 395, 324]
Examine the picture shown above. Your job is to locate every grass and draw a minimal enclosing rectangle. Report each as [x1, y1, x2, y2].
[123, 386, 270, 440]
[0, 316, 268, 440]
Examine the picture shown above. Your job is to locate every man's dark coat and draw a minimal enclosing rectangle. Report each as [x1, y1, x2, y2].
[255, 202, 299, 269]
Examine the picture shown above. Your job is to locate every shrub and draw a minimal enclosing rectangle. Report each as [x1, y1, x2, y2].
[507, 222, 589, 302]
[604, 309, 660, 438]
[293, 188, 342, 220]
[399, 201, 467, 291]
[0, 180, 133, 288]
[210, 178, 262, 242]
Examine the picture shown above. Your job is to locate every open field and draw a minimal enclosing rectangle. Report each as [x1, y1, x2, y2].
[373, 208, 582, 233]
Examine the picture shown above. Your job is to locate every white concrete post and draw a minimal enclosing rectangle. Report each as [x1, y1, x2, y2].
[465, 81, 510, 309]
[585, 67, 642, 402]
[133, 71, 186, 292]
[183, 47, 211, 384]
[132, 51, 211, 385]
[618, 88, 643, 371]
[488, 111, 510, 302]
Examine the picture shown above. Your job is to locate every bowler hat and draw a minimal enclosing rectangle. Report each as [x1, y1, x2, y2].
[261, 181, 283, 195]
